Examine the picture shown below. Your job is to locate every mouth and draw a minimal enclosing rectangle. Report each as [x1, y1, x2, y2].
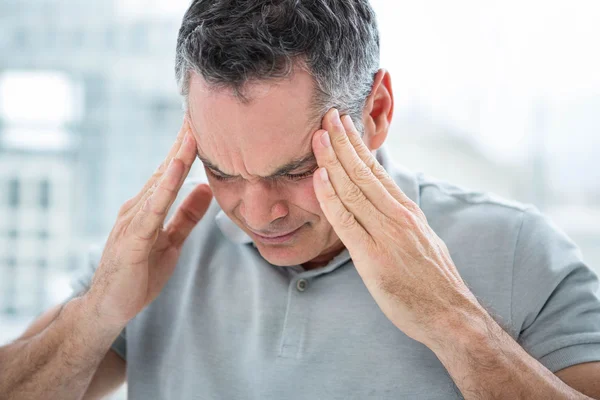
[250, 225, 305, 244]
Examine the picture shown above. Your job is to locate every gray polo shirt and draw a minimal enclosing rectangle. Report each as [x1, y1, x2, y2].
[71, 146, 600, 399]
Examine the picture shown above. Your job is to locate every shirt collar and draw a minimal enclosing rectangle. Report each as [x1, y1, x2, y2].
[215, 144, 420, 245]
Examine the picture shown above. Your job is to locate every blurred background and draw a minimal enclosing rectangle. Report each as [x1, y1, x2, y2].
[0, 1, 599, 398]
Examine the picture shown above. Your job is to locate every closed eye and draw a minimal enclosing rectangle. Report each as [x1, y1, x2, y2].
[283, 167, 318, 181]
[207, 166, 318, 182]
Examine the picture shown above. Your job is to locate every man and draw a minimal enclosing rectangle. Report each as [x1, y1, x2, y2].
[1, 0, 599, 399]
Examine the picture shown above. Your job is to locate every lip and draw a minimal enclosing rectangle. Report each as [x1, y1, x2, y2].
[251, 225, 304, 244]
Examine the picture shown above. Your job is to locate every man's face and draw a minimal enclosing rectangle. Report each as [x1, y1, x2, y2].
[187, 70, 345, 268]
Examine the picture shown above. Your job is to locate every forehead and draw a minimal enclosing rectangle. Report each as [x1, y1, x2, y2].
[186, 70, 322, 176]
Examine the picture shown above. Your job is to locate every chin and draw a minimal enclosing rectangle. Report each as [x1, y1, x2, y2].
[254, 242, 318, 267]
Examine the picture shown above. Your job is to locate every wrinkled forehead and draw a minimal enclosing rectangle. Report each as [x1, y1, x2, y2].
[185, 71, 323, 175]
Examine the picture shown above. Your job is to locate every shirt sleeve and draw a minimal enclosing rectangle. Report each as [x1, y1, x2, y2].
[69, 240, 127, 361]
[512, 207, 600, 372]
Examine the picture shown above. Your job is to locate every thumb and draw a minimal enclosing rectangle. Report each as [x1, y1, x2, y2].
[165, 184, 213, 247]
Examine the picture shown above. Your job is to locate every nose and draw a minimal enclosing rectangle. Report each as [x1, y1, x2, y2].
[239, 180, 289, 231]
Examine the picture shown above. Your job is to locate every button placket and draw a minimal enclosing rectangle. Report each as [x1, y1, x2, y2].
[278, 278, 310, 359]
[278, 252, 352, 359]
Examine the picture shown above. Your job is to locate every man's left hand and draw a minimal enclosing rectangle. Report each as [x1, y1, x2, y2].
[311, 108, 487, 347]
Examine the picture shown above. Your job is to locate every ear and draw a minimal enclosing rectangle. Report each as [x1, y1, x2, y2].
[362, 69, 394, 151]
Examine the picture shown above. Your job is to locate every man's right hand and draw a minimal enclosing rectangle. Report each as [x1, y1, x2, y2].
[86, 117, 212, 329]
[0, 118, 212, 400]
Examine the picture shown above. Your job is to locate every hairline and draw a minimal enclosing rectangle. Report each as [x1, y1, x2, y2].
[182, 63, 331, 123]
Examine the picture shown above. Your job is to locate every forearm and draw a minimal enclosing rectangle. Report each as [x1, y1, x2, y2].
[426, 306, 592, 400]
[0, 295, 124, 400]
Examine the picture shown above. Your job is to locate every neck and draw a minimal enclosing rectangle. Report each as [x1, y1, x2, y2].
[301, 240, 346, 270]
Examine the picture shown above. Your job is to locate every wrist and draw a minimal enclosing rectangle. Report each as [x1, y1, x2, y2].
[69, 293, 127, 340]
[422, 300, 493, 354]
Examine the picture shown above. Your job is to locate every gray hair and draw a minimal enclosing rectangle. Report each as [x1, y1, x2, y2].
[175, 0, 380, 134]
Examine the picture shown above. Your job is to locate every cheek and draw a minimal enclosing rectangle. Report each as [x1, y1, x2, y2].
[291, 178, 323, 215]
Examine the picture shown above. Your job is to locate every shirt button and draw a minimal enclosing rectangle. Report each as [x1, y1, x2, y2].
[296, 279, 308, 292]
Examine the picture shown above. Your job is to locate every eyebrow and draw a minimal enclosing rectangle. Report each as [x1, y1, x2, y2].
[197, 150, 317, 179]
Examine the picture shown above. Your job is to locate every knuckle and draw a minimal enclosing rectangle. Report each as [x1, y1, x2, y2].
[127, 214, 142, 234]
[332, 133, 350, 148]
[325, 153, 339, 169]
[363, 153, 377, 168]
[132, 231, 154, 243]
[143, 195, 168, 218]
[129, 217, 154, 242]
[343, 180, 364, 204]
[112, 218, 129, 236]
[403, 201, 421, 217]
[372, 162, 387, 178]
[158, 183, 178, 199]
[163, 180, 178, 193]
[158, 168, 179, 189]
[179, 205, 200, 224]
[404, 212, 421, 229]
[352, 162, 373, 184]
[337, 208, 357, 229]
[143, 185, 158, 203]
[375, 209, 392, 226]
[324, 189, 339, 203]
[391, 206, 413, 227]
[150, 206, 168, 218]
[390, 204, 408, 221]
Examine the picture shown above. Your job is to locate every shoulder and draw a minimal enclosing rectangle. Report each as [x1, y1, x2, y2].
[415, 174, 532, 238]
[418, 174, 529, 214]
[416, 175, 579, 260]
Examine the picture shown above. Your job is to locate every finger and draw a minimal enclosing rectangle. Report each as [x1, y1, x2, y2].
[155, 131, 200, 216]
[122, 119, 190, 216]
[312, 127, 381, 233]
[312, 166, 373, 252]
[165, 183, 213, 248]
[321, 109, 399, 217]
[340, 114, 420, 214]
[128, 132, 197, 243]
[313, 112, 384, 234]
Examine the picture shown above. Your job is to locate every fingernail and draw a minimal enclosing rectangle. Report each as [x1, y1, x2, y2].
[331, 109, 342, 126]
[320, 131, 331, 147]
[320, 168, 329, 182]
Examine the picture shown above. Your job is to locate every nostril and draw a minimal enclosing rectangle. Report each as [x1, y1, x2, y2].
[239, 198, 289, 228]
[271, 202, 289, 219]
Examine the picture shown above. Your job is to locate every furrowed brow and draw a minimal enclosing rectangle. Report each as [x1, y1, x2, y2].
[196, 155, 227, 176]
[270, 153, 316, 176]
[197, 151, 316, 178]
